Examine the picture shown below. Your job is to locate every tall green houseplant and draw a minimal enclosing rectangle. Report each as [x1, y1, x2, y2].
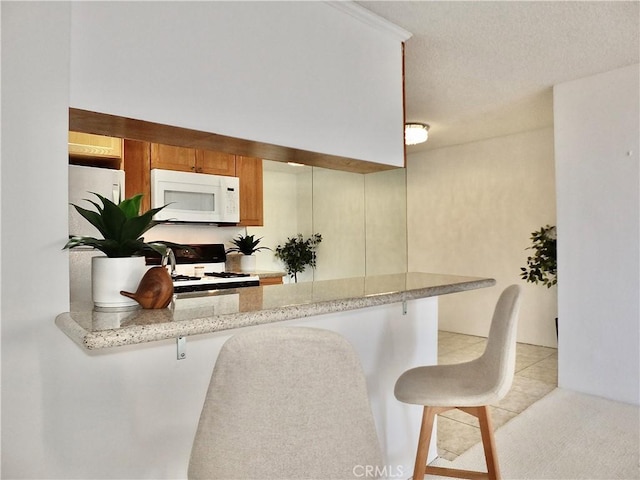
[275, 233, 322, 283]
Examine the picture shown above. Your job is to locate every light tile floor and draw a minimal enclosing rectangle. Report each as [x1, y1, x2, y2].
[435, 331, 558, 461]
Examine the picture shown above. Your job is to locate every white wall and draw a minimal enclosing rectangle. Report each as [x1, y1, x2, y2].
[1, 2, 408, 477]
[1, 3, 73, 477]
[407, 128, 558, 347]
[145, 223, 244, 247]
[554, 64, 640, 405]
[69, 2, 406, 167]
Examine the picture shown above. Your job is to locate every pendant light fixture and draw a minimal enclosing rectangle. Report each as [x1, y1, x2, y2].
[405, 123, 430, 145]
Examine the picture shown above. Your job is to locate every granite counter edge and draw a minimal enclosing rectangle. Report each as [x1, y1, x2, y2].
[55, 277, 495, 351]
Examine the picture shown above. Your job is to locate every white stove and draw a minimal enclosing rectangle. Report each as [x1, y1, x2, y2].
[146, 244, 260, 294]
[171, 263, 260, 294]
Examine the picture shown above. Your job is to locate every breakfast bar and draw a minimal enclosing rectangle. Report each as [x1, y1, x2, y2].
[56, 272, 495, 351]
[54, 272, 495, 477]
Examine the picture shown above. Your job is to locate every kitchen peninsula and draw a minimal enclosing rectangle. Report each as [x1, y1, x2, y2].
[55, 271, 494, 475]
[56, 272, 494, 351]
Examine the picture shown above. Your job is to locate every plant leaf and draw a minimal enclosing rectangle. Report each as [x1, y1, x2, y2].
[65, 191, 174, 258]
[118, 194, 143, 218]
[91, 194, 127, 241]
[71, 204, 108, 236]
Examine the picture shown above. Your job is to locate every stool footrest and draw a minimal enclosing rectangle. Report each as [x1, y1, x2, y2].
[423, 465, 490, 480]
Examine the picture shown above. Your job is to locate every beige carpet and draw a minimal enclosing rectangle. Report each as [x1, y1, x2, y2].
[430, 388, 640, 480]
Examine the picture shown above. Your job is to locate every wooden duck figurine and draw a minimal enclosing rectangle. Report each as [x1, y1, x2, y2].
[120, 266, 174, 309]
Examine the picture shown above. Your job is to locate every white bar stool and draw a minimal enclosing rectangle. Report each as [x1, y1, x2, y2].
[394, 285, 522, 480]
[188, 326, 383, 479]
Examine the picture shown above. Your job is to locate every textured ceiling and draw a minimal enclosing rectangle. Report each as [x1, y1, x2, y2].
[357, 1, 640, 152]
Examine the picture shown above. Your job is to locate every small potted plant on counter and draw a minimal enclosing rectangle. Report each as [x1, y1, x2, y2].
[63, 193, 170, 308]
[226, 234, 270, 272]
[275, 233, 322, 283]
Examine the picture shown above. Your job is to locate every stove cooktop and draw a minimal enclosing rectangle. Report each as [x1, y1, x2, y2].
[171, 269, 260, 293]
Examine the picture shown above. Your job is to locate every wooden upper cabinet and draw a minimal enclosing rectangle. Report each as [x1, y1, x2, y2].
[195, 150, 236, 176]
[150, 143, 237, 176]
[123, 140, 263, 226]
[150, 143, 196, 172]
[236, 156, 264, 227]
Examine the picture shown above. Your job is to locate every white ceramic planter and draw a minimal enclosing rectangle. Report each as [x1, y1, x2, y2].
[239, 254, 256, 272]
[91, 309, 136, 330]
[92, 256, 148, 308]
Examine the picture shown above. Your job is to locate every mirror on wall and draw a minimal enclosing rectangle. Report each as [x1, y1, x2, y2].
[248, 160, 407, 283]
[246, 161, 314, 282]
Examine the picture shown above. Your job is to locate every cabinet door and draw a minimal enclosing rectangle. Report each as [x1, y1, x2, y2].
[195, 150, 236, 176]
[150, 143, 196, 172]
[236, 156, 264, 226]
[123, 140, 152, 213]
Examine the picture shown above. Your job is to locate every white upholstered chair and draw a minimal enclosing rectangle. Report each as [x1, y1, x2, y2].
[394, 285, 522, 480]
[188, 326, 383, 480]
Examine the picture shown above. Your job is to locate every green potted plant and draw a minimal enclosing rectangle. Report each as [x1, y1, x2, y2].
[63, 193, 169, 308]
[520, 224, 557, 288]
[521, 224, 558, 337]
[274, 233, 322, 283]
[226, 234, 270, 272]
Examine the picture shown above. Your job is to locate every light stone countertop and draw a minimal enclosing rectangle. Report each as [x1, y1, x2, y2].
[249, 270, 286, 279]
[55, 272, 495, 351]
[224, 254, 284, 279]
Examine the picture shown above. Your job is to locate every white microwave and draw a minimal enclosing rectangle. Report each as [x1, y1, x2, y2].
[150, 169, 240, 223]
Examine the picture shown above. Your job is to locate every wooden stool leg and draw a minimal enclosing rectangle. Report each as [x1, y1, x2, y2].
[413, 406, 438, 480]
[476, 405, 501, 480]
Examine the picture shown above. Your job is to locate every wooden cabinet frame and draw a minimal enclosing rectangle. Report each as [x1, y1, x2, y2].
[123, 140, 263, 225]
